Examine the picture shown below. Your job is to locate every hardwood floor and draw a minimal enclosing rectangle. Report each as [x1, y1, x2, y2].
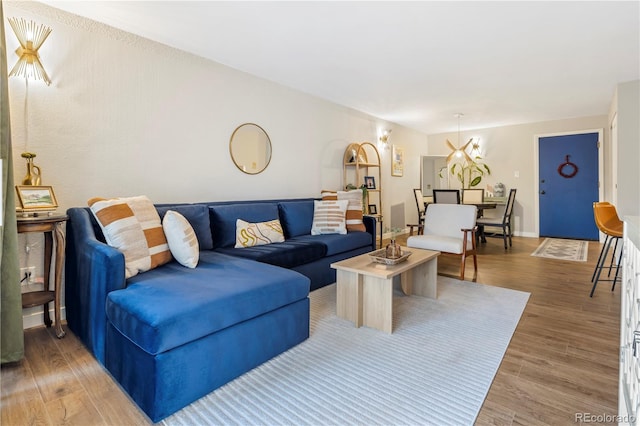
[1, 236, 620, 425]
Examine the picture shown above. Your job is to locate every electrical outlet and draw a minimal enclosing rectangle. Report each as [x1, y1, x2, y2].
[19, 266, 36, 285]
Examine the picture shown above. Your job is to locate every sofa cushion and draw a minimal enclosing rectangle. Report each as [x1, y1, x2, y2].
[311, 200, 348, 235]
[407, 235, 474, 254]
[88, 195, 172, 279]
[291, 232, 372, 257]
[157, 204, 213, 250]
[217, 240, 326, 269]
[162, 210, 199, 268]
[106, 252, 309, 355]
[278, 200, 314, 238]
[210, 203, 280, 248]
[235, 219, 285, 248]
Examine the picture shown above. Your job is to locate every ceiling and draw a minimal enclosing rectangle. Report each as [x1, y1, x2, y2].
[40, 1, 640, 134]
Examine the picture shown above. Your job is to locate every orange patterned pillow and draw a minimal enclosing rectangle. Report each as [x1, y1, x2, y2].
[88, 195, 172, 278]
[321, 189, 366, 232]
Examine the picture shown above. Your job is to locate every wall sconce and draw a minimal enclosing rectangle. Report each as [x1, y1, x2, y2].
[379, 129, 392, 144]
[8, 18, 52, 86]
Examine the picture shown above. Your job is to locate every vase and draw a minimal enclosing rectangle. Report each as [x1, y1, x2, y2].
[22, 158, 42, 186]
[386, 239, 402, 259]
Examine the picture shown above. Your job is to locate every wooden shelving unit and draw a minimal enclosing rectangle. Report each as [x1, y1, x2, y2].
[343, 142, 383, 247]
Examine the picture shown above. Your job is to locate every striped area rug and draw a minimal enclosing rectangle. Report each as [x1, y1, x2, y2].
[163, 277, 529, 426]
[531, 238, 589, 262]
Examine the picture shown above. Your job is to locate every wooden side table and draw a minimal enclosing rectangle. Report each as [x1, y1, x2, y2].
[17, 214, 68, 338]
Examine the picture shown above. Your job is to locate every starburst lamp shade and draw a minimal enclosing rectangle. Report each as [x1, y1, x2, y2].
[8, 18, 52, 86]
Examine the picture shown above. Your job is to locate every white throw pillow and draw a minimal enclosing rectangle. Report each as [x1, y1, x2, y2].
[162, 210, 199, 268]
[311, 200, 349, 235]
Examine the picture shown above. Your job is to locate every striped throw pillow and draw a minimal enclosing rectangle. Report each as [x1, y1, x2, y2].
[311, 200, 349, 235]
[235, 218, 285, 248]
[163, 210, 199, 268]
[321, 189, 366, 232]
[88, 195, 172, 278]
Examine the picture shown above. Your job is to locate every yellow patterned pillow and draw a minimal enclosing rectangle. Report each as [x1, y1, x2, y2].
[88, 195, 172, 278]
[235, 219, 285, 248]
[321, 189, 366, 232]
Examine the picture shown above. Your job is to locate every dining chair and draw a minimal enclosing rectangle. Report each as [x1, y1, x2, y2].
[414, 188, 426, 224]
[461, 188, 484, 204]
[407, 203, 478, 280]
[476, 188, 516, 249]
[407, 188, 426, 236]
[590, 202, 623, 297]
[432, 189, 460, 204]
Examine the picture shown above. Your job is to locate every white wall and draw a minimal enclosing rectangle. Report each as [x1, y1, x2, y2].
[424, 115, 608, 237]
[6, 2, 633, 329]
[5, 2, 428, 327]
[611, 80, 640, 217]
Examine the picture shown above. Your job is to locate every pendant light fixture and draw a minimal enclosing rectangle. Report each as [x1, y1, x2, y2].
[446, 113, 473, 164]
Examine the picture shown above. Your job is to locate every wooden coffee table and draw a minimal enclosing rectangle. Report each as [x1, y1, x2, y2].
[331, 248, 439, 333]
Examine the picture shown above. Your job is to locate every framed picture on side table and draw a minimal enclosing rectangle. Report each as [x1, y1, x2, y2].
[16, 185, 58, 212]
[364, 176, 376, 189]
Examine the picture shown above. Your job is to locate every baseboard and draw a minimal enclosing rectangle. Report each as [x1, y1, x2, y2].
[516, 232, 538, 238]
[22, 306, 66, 330]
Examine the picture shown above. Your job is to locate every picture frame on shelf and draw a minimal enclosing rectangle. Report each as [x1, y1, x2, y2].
[364, 176, 376, 189]
[368, 204, 377, 215]
[392, 145, 404, 177]
[16, 185, 58, 211]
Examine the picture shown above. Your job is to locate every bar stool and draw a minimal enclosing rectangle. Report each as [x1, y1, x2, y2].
[590, 202, 623, 297]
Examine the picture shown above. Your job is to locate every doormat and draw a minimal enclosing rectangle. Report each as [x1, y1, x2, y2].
[531, 238, 589, 262]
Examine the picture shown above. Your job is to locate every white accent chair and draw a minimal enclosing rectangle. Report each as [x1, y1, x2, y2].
[406, 204, 478, 280]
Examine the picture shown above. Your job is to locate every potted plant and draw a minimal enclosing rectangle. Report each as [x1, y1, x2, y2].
[449, 156, 491, 189]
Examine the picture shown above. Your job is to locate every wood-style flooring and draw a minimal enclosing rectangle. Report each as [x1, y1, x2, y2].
[1, 236, 620, 425]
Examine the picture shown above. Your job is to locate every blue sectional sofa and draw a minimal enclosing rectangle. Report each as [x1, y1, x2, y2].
[65, 198, 376, 422]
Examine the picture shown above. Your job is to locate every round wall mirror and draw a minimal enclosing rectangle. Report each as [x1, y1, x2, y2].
[229, 123, 272, 174]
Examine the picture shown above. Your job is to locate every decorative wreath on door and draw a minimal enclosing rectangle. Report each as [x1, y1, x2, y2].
[557, 155, 578, 178]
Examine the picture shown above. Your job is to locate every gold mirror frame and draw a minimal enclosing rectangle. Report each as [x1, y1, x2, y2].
[229, 123, 272, 175]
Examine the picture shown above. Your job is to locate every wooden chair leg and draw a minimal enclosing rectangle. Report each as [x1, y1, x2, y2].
[460, 253, 466, 280]
[473, 253, 478, 275]
[407, 224, 424, 236]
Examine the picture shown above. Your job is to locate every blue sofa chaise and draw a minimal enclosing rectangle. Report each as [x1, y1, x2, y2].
[65, 198, 376, 422]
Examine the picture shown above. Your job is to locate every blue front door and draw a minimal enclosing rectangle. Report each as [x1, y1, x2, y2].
[539, 133, 599, 240]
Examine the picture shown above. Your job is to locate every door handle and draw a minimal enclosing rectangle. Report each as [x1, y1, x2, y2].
[540, 190, 546, 195]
